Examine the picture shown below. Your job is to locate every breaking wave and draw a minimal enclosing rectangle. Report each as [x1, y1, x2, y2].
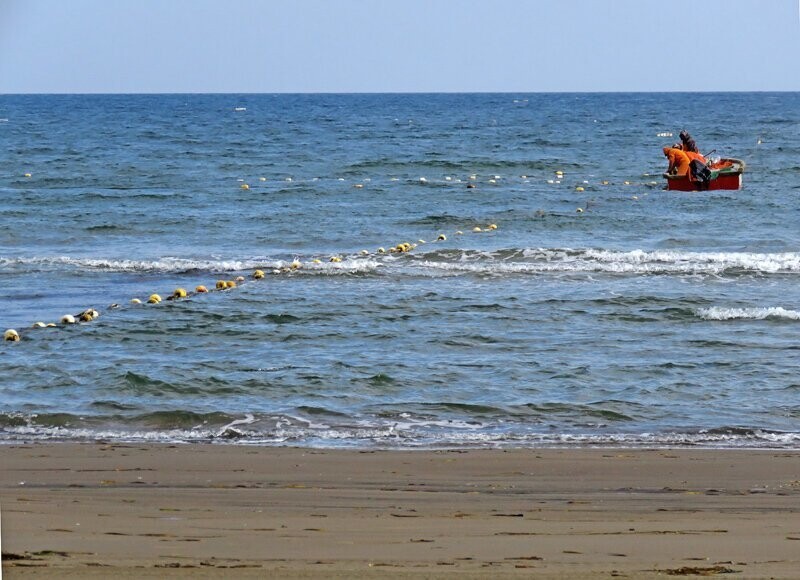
[0, 255, 383, 275]
[4, 249, 800, 278]
[696, 307, 800, 321]
[1, 411, 798, 449]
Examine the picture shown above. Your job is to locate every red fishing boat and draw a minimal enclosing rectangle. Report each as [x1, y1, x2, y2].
[664, 158, 745, 191]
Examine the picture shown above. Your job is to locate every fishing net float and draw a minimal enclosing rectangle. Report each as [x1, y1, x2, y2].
[4, 223, 500, 344]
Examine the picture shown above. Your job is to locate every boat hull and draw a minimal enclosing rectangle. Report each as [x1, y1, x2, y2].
[664, 158, 745, 192]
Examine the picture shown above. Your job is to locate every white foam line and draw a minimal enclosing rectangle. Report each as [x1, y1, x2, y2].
[2, 425, 799, 449]
[697, 306, 800, 321]
[4, 249, 800, 277]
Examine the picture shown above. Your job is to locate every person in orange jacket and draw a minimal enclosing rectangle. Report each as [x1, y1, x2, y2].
[672, 141, 707, 164]
[663, 146, 691, 175]
[684, 149, 707, 164]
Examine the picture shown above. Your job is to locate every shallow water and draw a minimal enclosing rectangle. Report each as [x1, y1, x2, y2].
[1, 93, 799, 447]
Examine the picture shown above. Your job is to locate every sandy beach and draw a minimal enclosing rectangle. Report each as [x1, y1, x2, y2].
[1, 444, 799, 578]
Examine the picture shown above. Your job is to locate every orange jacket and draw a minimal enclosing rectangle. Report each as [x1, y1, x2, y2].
[663, 147, 691, 176]
[685, 151, 707, 165]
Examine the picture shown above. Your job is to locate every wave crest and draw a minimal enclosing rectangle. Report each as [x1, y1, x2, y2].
[696, 307, 800, 321]
[4, 248, 800, 278]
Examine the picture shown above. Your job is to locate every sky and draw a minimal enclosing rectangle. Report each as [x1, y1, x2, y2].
[1, 0, 799, 93]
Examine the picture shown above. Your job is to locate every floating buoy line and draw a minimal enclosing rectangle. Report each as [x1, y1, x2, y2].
[233, 172, 662, 191]
[4, 222, 504, 344]
[6, 165, 665, 344]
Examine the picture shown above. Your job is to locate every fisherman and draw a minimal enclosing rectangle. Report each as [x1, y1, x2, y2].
[679, 129, 700, 154]
[663, 146, 691, 176]
[672, 141, 706, 165]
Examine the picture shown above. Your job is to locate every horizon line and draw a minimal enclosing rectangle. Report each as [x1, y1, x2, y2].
[2, 89, 800, 97]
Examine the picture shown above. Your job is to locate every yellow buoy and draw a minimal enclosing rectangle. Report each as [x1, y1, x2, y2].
[575, 186, 585, 192]
[576, 207, 584, 213]
[377, 247, 386, 254]
[437, 234, 446, 241]
[290, 260, 302, 270]
[24, 173, 32, 178]
[235, 276, 245, 283]
[455, 230, 463, 235]
[61, 314, 76, 324]
[487, 224, 497, 230]
[46, 323, 57, 328]
[225, 280, 237, 289]
[418, 239, 426, 244]
[253, 269, 265, 279]
[241, 183, 250, 190]
[259, 177, 267, 181]
[32, 321, 47, 328]
[131, 298, 142, 304]
[330, 256, 342, 263]
[4, 329, 20, 341]
[216, 280, 227, 290]
[353, 183, 363, 189]
[173, 288, 188, 299]
[360, 250, 369, 255]
[473, 227, 482, 233]
[147, 294, 162, 304]
[78, 309, 98, 322]
[311, 259, 322, 264]
[196, 285, 209, 293]
[601, 180, 610, 185]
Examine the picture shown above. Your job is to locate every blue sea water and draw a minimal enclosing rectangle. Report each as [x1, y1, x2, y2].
[1, 92, 799, 447]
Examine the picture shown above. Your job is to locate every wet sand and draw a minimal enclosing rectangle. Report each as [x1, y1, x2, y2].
[1, 444, 799, 578]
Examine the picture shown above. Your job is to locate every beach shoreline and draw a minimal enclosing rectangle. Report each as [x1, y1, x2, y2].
[2, 443, 799, 578]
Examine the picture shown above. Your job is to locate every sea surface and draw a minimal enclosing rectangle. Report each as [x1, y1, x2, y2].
[1, 93, 799, 448]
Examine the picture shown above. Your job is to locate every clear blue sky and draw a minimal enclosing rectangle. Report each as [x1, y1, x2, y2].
[1, 0, 799, 93]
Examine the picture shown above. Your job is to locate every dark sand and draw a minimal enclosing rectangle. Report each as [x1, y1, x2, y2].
[2, 444, 799, 578]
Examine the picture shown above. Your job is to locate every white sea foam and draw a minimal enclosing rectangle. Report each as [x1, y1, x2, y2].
[415, 248, 800, 276]
[2, 423, 799, 449]
[219, 413, 256, 432]
[0, 256, 276, 273]
[0, 255, 382, 275]
[4, 249, 800, 278]
[696, 306, 800, 321]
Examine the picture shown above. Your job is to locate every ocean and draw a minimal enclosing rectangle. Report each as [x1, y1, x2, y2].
[1, 92, 799, 447]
